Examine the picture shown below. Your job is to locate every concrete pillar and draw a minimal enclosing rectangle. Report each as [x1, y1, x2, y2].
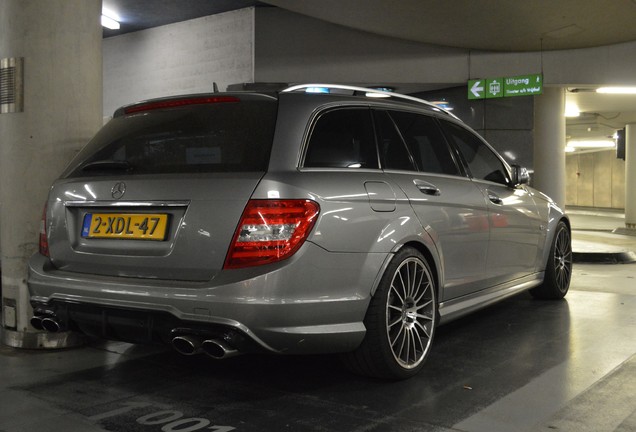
[0, 0, 102, 348]
[533, 87, 566, 209]
[625, 124, 636, 229]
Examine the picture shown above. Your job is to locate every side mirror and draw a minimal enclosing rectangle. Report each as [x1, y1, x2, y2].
[511, 164, 530, 186]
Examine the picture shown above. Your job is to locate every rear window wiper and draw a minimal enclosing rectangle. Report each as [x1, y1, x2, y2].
[81, 160, 134, 172]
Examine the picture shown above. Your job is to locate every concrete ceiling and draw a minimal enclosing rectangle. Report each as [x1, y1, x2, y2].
[101, 0, 636, 148]
[263, 0, 636, 52]
[104, 0, 636, 52]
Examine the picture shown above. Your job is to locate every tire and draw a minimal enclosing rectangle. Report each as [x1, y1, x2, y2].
[530, 221, 572, 300]
[343, 247, 437, 380]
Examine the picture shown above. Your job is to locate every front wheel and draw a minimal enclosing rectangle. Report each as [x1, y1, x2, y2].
[343, 247, 437, 380]
[530, 221, 572, 300]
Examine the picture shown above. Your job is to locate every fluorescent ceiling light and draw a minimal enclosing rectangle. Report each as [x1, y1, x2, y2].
[596, 87, 636, 94]
[564, 103, 580, 117]
[567, 140, 615, 148]
[565, 146, 576, 153]
[101, 8, 121, 30]
[101, 14, 120, 29]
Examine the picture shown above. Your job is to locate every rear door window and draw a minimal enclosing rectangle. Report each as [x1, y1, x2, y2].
[440, 120, 511, 185]
[64, 98, 278, 177]
[303, 108, 379, 169]
[373, 110, 416, 171]
[389, 111, 460, 176]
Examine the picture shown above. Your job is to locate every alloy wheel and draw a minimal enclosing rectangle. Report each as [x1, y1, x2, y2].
[386, 257, 435, 369]
[554, 227, 572, 293]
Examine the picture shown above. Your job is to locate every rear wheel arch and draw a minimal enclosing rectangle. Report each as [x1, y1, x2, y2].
[370, 239, 441, 299]
[400, 241, 441, 303]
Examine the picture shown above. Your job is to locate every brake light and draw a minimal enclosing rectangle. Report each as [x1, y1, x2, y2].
[224, 200, 320, 269]
[124, 96, 239, 115]
[39, 203, 49, 257]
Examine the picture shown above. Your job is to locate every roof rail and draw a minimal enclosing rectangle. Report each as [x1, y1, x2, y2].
[281, 83, 458, 119]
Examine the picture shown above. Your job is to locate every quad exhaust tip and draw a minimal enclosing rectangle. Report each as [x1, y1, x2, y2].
[201, 339, 239, 359]
[171, 335, 202, 355]
[171, 334, 240, 359]
[30, 315, 62, 332]
[30, 316, 44, 331]
[41, 317, 61, 332]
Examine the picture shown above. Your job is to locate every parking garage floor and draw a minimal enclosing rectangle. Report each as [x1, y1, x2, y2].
[1, 208, 635, 432]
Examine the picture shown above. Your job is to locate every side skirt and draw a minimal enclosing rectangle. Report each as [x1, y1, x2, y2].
[438, 272, 544, 324]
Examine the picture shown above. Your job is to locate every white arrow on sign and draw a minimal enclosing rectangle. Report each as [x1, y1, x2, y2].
[471, 80, 484, 98]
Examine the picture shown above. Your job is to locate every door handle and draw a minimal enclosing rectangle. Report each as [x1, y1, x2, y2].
[413, 180, 441, 196]
[487, 192, 503, 205]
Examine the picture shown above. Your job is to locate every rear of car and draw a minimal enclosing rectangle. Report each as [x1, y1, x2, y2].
[47, 94, 277, 281]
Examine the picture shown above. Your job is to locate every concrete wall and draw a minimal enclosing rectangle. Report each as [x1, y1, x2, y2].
[472, 42, 636, 87]
[566, 150, 625, 209]
[254, 8, 467, 85]
[103, 8, 255, 116]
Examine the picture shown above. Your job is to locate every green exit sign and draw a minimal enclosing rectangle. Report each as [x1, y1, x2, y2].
[468, 73, 542, 99]
[503, 74, 543, 97]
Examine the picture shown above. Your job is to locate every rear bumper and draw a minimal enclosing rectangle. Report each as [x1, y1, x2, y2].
[28, 243, 388, 355]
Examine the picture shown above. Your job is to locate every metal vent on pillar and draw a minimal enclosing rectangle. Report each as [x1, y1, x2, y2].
[0, 57, 24, 113]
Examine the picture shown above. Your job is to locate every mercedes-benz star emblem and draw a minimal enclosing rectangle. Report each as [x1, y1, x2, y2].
[111, 182, 126, 200]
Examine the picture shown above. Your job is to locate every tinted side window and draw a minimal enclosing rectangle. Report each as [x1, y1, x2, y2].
[440, 120, 511, 185]
[374, 110, 416, 171]
[304, 109, 378, 169]
[389, 111, 460, 176]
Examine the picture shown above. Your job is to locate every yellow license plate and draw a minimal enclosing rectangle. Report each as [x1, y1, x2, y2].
[82, 213, 169, 240]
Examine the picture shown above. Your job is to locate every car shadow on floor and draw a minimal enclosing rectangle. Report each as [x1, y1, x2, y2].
[16, 292, 573, 432]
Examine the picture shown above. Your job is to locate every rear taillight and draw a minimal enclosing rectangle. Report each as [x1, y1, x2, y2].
[39, 203, 49, 257]
[224, 199, 320, 269]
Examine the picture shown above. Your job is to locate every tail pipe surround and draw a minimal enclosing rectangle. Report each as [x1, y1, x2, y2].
[171, 333, 240, 359]
[201, 339, 239, 359]
[171, 335, 203, 355]
[30, 315, 45, 331]
[30, 313, 64, 332]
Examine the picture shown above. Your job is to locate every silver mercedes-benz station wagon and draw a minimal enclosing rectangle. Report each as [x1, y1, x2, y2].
[28, 84, 572, 379]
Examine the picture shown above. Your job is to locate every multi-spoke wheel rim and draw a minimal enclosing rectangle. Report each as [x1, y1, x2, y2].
[554, 227, 573, 293]
[386, 257, 435, 369]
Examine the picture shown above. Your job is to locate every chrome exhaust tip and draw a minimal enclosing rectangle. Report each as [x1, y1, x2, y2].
[41, 317, 61, 333]
[171, 335, 202, 355]
[30, 316, 44, 331]
[201, 339, 239, 359]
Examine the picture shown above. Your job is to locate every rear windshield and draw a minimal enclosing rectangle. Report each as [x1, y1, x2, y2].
[63, 98, 278, 177]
